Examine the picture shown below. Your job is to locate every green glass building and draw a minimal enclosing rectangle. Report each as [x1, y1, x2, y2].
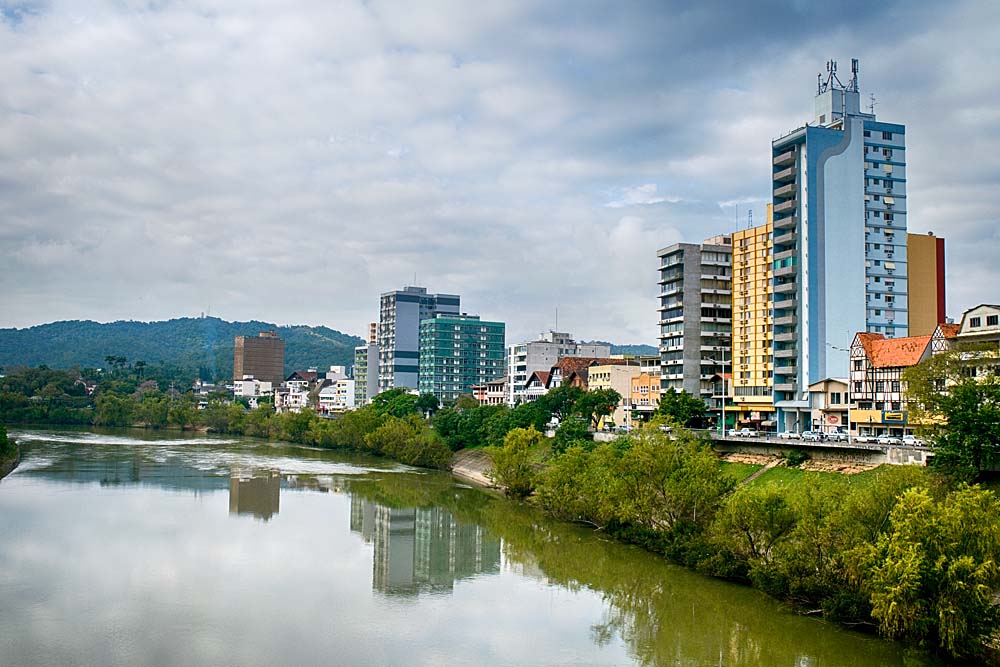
[418, 314, 506, 403]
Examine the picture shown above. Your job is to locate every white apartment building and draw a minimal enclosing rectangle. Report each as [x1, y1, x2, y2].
[506, 331, 610, 405]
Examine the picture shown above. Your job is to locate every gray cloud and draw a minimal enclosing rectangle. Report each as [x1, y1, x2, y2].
[0, 0, 996, 345]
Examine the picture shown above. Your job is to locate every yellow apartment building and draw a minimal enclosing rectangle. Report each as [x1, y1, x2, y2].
[730, 206, 775, 429]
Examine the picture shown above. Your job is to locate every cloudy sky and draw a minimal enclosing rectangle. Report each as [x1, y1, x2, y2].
[1, 0, 997, 344]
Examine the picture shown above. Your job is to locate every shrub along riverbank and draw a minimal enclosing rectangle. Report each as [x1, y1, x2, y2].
[487, 422, 1000, 664]
[0, 424, 19, 480]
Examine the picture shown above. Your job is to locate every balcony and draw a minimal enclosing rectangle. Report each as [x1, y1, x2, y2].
[774, 363, 797, 375]
[774, 348, 797, 359]
[774, 248, 797, 262]
[773, 214, 797, 230]
[774, 281, 796, 294]
[775, 332, 796, 343]
[774, 199, 797, 214]
[772, 166, 796, 183]
[775, 265, 797, 278]
[773, 182, 797, 198]
[774, 382, 797, 392]
[773, 230, 796, 245]
[774, 315, 797, 326]
[773, 149, 796, 166]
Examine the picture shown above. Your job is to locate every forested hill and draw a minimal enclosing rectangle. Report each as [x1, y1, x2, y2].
[0, 318, 363, 381]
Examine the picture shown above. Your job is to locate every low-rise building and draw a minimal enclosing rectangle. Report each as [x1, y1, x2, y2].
[471, 378, 507, 406]
[807, 378, 850, 434]
[318, 378, 356, 413]
[630, 372, 661, 421]
[506, 331, 611, 406]
[586, 362, 640, 429]
[849, 332, 932, 437]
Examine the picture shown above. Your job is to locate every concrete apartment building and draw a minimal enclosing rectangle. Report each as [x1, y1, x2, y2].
[377, 286, 460, 392]
[233, 331, 285, 384]
[907, 232, 947, 336]
[731, 207, 775, 429]
[657, 235, 733, 410]
[770, 59, 912, 432]
[354, 322, 379, 406]
[506, 331, 610, 405]
[587, 362, 640, 428]
[418, 313, 505, 403]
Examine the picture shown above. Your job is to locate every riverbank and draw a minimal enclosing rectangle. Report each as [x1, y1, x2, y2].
[0, 445, 20, 481]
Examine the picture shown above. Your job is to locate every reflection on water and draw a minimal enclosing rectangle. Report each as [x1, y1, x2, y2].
[350, 496, 500, 596]
[0, 428, 947, 667]
[229, 471, 281, 520]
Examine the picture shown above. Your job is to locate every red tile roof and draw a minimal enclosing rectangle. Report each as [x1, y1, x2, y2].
[936, 323, 960, 339]
[860, 334, 932, 368]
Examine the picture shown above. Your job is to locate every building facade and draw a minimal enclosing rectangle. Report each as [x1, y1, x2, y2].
[378, 286, 460, 392]
[587, 362, 640, 428]
[354, 342, 379, 406]
[907, 232, 947, 336]
[771, 59, 909, 432]
[731, 209, 775, 429]
[417, 314, 505, 403]
[506, 332, 610, 405]
[657, 235, 732, 407]
[233, 331, 285, 384]
[849, 331, 932, 437]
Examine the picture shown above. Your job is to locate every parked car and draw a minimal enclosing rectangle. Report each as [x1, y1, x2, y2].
[876, 434, 902, 446]
[739, 428, 759, 438]
[826, 430, 850, 442]
[727, 428, 740, 437]
[901, 434, 924, 447]
[801, 431, 826, 442]
[777, 431, 800, 440]
[854, 433, 876, 443]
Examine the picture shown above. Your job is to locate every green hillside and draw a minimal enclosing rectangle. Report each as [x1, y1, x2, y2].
[0, 317, 363, 382]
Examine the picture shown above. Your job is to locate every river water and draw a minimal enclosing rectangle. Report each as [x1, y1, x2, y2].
[0, 428, 943, 666]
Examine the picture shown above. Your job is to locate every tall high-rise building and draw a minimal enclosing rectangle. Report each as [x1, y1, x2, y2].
[771, 59, 908, 431]
[731, 205, 774, 428]
[657, 235, 732, 411]
[377, 286, 460, 391]
[907, 232, 946, 336]
[354, 342, 379, 405]
[233, 331, 285, 384]
[418, 313, 505, 403]
[506, 331, 611, 405]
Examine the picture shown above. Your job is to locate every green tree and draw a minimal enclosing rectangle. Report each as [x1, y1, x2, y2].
[575, 388, 621, 428]
[94, 393, 137, 427]
[454, 394, 479, 410]
[0, 424, 15, 459]
[415, 392, 440, 415]
[370, 388, 419, 418]
[486, 427, 540, 499]
[862, 485, 1000, 659]
[552, 417, 591, 455]
[655, 388, 707, 428]
[364, 415, 451, 468]
[536, 384, 585, 423]
[904, 344, 1000, 482]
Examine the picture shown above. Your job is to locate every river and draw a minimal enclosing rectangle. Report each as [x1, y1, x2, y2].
[0, 428, 944, 666]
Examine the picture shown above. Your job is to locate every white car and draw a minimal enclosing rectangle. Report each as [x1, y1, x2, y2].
[901, 434, 924, 447]
[778, 431, 800, 440]
[854, 433, 876, 443]
[727, 428, 740, 437]
[876, 434, 902, 446]
[739, 428, 759, 438]
[826, 431, 850, 442]
[801, 431, 826, 442]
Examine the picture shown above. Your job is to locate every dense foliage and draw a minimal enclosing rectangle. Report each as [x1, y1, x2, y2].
[0, 317, 362, 383]
[904, 344, 1000, 482]
[485, 427, 541, 498]
[0, 424, 14, 459]
[654, 388, 708, 427]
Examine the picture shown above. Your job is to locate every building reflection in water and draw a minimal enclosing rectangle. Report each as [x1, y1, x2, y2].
[349, 495, 500, 596]
[228, 470, 281, 521]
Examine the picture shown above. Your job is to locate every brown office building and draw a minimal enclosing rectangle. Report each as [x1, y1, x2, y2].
[907, 232, 946, 336]
[234, 331, 285, 384]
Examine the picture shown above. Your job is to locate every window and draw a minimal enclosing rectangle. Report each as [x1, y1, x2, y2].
[891, 381, 901, 393]
[971, 317, 982, 328]
[831, 392, 842, 405]
[854, 360, 863, 371]
[875, 381, 885, 392]
[864, 130, 871, 137]
[854, 382, 862, 393]
[988, 315, 999, 327]
[882, 131, 893, 140]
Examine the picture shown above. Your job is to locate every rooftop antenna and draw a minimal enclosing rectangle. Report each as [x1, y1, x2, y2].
[555, 306, 558, 331]
[850, 58, 859, 92]
[747, 209, 753, 230]
[868, 93, 878, 115]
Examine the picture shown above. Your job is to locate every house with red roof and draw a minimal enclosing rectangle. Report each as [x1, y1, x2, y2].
[849, 331, 933, 438]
